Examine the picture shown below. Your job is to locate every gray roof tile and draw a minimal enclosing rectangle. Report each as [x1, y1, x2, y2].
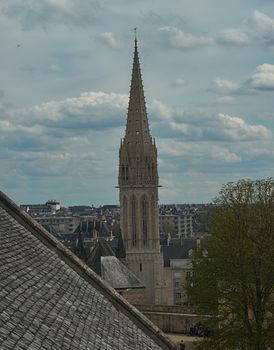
[0, 192, 175, 350]
[101, 256, 145, 290]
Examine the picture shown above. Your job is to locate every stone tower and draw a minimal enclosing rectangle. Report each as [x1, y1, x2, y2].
[118, 37, 164, 304]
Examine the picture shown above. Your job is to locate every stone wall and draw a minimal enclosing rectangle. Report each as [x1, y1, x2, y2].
[141, 312, 202, 333]
[136, 305, 209, 334]
[119, 288, 146, 305]
[137, 304, 197, 314]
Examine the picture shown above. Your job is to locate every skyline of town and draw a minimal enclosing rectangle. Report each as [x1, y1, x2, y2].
[1, 1, 274, 206]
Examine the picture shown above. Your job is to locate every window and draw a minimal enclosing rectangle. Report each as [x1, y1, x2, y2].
[123, 196, 128, 238]
[175, 292, 182, 300]
[151, 195, 155, 236]
[131, 196, 137, 246]
[142, 196, 148, 246]
[140, 263, 142, 272]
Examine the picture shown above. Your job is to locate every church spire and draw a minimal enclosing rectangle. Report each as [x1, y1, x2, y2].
[118, 36, 163, 304]
[125, 32, 151, 144]
[119, 34, 158, 187]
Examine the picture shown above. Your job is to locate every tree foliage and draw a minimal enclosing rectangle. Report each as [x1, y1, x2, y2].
[187, 179, 274, 350]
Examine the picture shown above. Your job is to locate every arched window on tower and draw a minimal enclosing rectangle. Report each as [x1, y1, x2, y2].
[142, 196, 148, 246]
[131, 196, 137, 246]
[151, 163, 154, 180]
[123, 195, 128, 241]
[121, 164, 125, 180]
[151, 194, 155, 244]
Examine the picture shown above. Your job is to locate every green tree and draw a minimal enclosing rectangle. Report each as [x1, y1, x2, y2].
[187, 179, 274, 350]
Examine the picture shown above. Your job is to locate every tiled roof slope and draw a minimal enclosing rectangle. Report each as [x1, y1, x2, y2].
[101, 256, 145, 290]
[0, 191, 175, 350]
[87, 239, 144, 290]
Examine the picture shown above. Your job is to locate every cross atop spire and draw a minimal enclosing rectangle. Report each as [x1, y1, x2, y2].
[134, 28, 137, 48]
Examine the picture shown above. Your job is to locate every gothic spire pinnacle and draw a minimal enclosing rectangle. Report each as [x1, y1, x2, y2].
[119, 36, 158, 188]
[124, 33, 151, 144]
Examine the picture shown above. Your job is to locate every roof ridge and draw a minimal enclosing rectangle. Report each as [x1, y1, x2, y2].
[0, 190, 175, 350]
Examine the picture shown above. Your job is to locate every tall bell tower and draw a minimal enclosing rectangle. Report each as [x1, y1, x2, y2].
[118, 35, 164, 304]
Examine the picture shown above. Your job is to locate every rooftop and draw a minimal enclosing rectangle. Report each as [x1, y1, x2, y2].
[0, 190, 175, 350]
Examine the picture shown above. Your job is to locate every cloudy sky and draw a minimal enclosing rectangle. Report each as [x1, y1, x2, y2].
[1, 0, 274, 206]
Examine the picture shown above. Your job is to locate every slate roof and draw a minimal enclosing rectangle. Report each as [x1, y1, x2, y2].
[101, 256, 145, 290]
[161, 239, 197, 267]
[86, 239, 144, 290]
[86, 238, 115, 276]
[0, 191, 175, 350]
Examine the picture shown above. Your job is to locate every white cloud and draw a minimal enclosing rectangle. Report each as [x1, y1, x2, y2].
[169, 113, 271, 142]
[159, 26, 214, 49]
[216, 113, 271, 141]
[215, 96, 236, 105]
[1, 0, 101, 30]
[0, 120, 44, 134]
[170, 121, 194, 136]
[98, 32, 122, 49]
[240, 141, 274, 159]
[260, 112, 274, 121]
[158, 139, 241, 163]
[14, 91, 128, 124]
[20, 151, 74, 161]
[171, 78, 187, 87]
[213, 64, 274, 95]
[217, 28, 250, 46]
[248, 64, 274, 90]
[150, 99, 173, 121]
[213, 78, 239, 93]
[248, 10, 274, 47]
[48, 64, 62, 72]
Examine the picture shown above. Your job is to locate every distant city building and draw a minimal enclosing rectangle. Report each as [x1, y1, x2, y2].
[159, 213, 194, 238]
[20, 199, 61, 215]
[35, 215, 80, 235]
[162, 239, 198, 305]
[20, 196, 211, 306]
